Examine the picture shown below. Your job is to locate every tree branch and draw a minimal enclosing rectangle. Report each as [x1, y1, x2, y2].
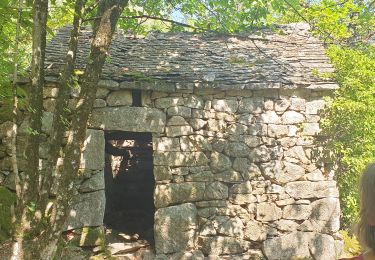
[85, 14, 202, 30]
[282, 0, 337, 44]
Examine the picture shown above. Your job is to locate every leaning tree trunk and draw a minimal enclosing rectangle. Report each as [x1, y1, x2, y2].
[23, 0, 48, 204]
[36, 0, 86, 230]
[25, 1, 129, 259]
[23, 2, 88, 258]
[10, 0, 23, 259]
[55, 0, 129, 226]
[11, 0, 48, 259]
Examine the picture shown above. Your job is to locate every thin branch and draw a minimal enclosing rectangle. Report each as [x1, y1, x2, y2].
[314, 0, 350, 9]
[85, 0, 102, 15]
[199, 0, 227, 31]
[282, 0, 337, 44]
[119, 15, 200, 30]
[283, 0, 312, 24]
[84, 14, 202, 30]
[132, 16, 148, 34]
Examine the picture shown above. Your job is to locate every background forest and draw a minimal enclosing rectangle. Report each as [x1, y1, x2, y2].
[0, 0, 374, 258]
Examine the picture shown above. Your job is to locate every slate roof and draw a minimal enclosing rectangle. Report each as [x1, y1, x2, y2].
[45, 23, 338, 92]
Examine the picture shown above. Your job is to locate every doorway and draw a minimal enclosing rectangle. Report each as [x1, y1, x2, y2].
[103, 131, 154, 244]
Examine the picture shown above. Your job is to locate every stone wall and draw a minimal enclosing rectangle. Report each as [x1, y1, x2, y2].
[0, 82, 343, 259]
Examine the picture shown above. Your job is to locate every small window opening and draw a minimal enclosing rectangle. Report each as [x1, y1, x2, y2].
[132, 89, 142, 107]
[104, 131, 154, 247]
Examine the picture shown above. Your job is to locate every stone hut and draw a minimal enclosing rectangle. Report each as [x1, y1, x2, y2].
[1, 23, 342, 259]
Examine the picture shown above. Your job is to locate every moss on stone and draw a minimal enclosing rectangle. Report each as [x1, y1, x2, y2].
[59, 244, 92, 260]
[228, 56, 247, 65]
[311, 68, 335, 80]
[228, 56, 263, 68]
[80, 226, 105, 247]
[123, 71, 155, 82]
[0, 186, 16, 242]
[69, 226, 105, 247]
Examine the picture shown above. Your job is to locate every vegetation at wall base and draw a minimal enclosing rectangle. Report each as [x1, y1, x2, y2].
[0, 187, 17, 243]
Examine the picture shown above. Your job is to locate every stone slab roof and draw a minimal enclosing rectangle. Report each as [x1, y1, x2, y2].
[45, 23, 338, 92]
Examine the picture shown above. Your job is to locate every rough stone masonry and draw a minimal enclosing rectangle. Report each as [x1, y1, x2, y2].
[0, 23, 343, 259]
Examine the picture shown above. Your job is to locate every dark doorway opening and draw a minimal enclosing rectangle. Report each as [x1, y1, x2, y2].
[103, 131, 154, 245]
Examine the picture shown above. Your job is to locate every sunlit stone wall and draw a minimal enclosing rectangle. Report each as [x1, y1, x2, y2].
[0, 81, 343, 259]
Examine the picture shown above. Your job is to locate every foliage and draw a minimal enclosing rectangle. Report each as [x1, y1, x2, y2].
[0, 84, 27, 123]
[340, 230, 362, 257]
[114, 0, 302, 33]
[276, 0, 375, 45]
[0, 187, 17, 243]
[0, 0, 32, 124]
[304, 0, 375, 44]
[48, 0, 76, 35]
[321, 45, 375, 227]
[0, 0, 32, 77]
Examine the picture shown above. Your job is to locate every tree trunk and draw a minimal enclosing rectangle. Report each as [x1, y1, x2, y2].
[23, 0, 48, 202]
[11, 0, 130, 258]
[12, 0, 48, 259]
[29, 3, 87, 258]
[21, 1, 128, 259]
[10, 0, 22, 253]
[55, 0, 129, 229]
[36, 0, 86, 227]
